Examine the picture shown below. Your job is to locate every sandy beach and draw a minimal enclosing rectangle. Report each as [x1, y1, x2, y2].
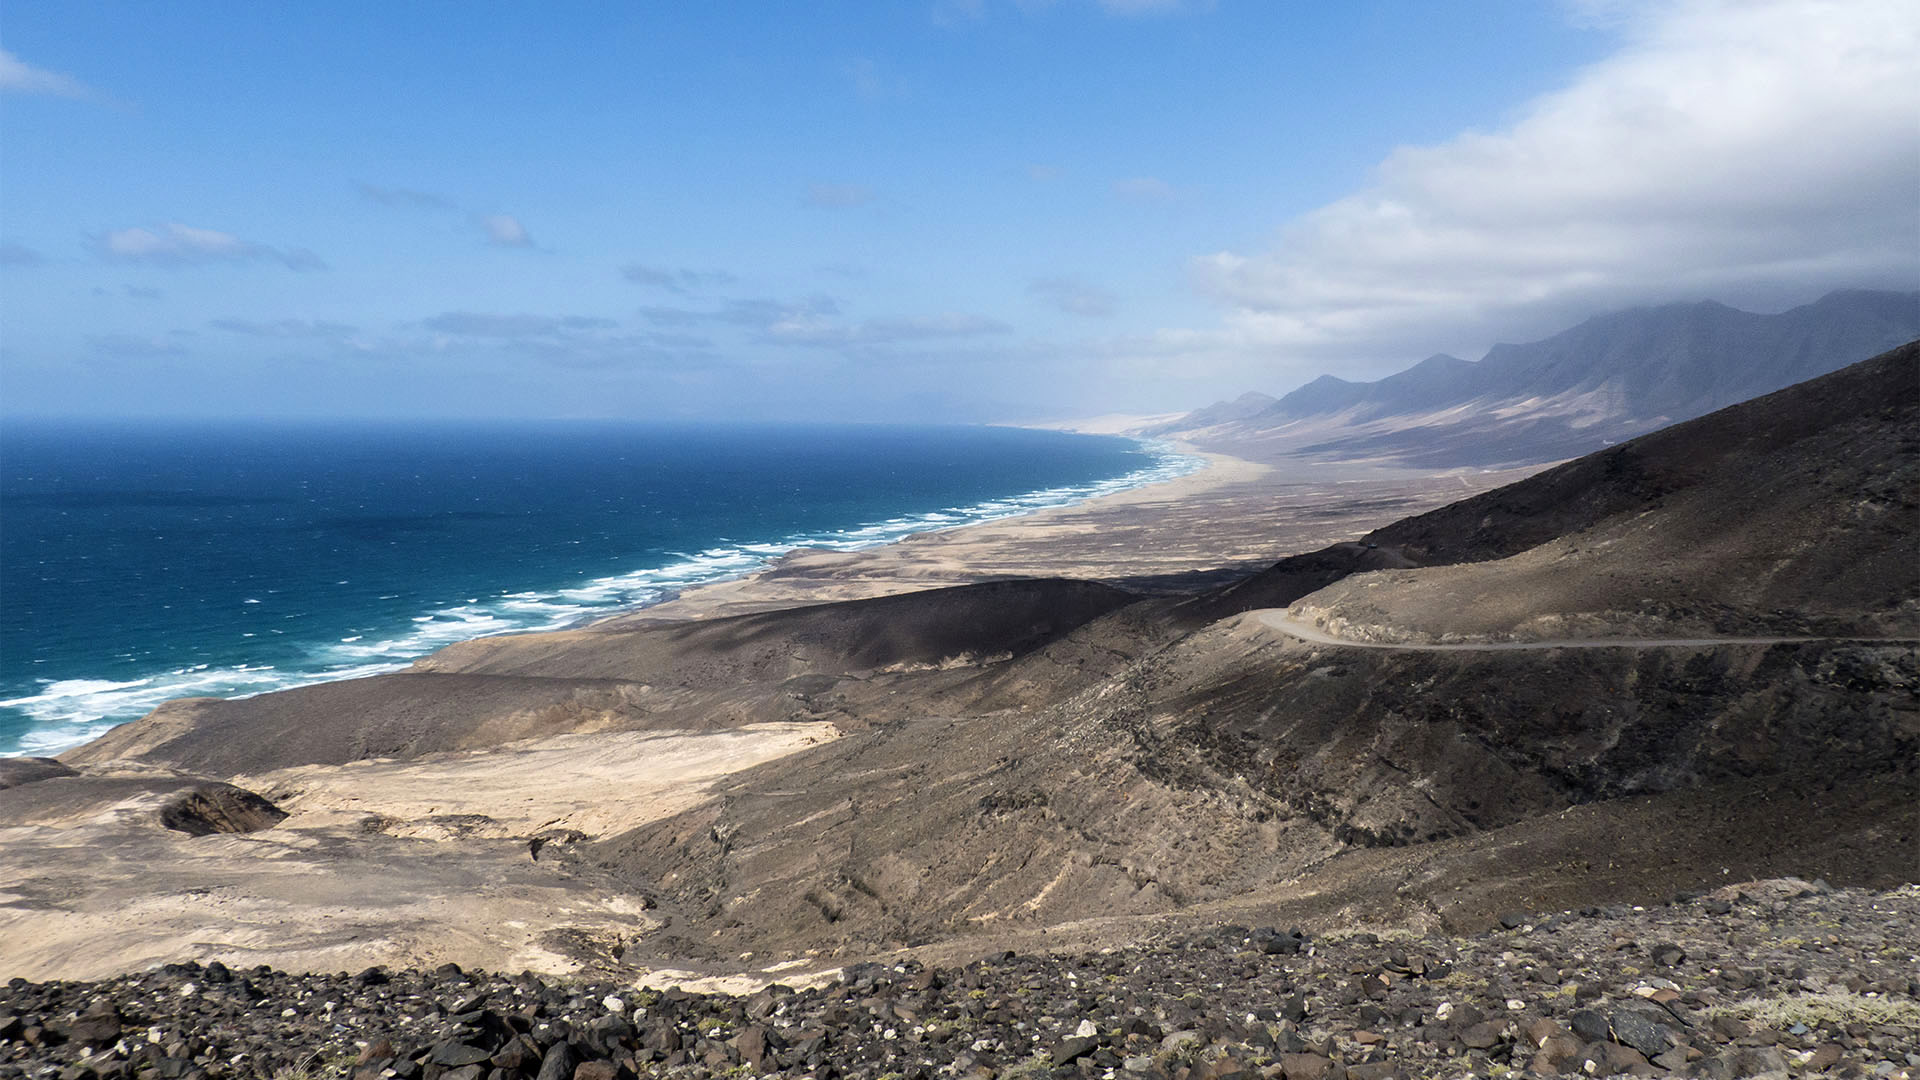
[603, 441, 1540, 624]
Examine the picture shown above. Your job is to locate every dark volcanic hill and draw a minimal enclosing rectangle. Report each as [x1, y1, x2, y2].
[1156, 289, 1920, 466]
[575, 347, 1917, 960]
[1182, 339, 1920, 634]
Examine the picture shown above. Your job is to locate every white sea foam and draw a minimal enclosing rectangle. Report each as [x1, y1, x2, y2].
[2, 440, 1203, 756]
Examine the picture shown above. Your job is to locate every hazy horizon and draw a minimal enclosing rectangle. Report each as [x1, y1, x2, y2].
[3, 1, 1915, 422]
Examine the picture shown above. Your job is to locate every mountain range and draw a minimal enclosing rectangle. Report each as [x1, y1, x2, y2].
[1152, 289, 1919, 467]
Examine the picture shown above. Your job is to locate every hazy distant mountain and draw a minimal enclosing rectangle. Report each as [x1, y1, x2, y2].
[1155, 390, 1278, 430]
[1154, 289, 1920, 466]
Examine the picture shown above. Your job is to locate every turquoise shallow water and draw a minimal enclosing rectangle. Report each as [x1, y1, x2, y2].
[0, 420, 1198, 755]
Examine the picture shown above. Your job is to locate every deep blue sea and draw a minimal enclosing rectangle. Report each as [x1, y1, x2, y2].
[0, 420, 1197, 756]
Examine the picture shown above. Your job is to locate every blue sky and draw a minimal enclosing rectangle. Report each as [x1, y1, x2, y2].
[2, 1, 1914, 421]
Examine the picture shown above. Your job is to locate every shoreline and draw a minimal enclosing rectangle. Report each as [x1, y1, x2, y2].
[14, 430, 1537, 759]
[586, 439, 1260, 625]
[2, 433, 1206, 758]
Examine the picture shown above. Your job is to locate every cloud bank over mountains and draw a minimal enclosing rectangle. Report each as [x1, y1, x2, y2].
[1171, 0, 1919, 374]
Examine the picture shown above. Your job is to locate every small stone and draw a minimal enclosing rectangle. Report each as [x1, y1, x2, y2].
[1162, 1030, 1204, 1055]
[600, 994, 625, 1013]
[1460, 1021, 1505, 1050]
[1582, 1040, 1650, 1075]
[1568, 1008, 1610, 1044]
[65, 1005, 122, 1047]
[734, 1024, 781, 1068]
[1609, 1007, 1677, 1057]
[1076, 1019, 1099, 1039]
[1712, 1015, 1754, 1040]
[431, 1043, 493, 1068]
[1527, 1018, 1569, 1048]
[1052, 1036, 1099, 1066]
[1279, 1053, 1331, 1080]
[1805, 1044, 1844, 1071]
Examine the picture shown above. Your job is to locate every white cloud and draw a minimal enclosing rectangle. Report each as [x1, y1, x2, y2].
[1183, 0, 1920, 373]
[0, 48, 97, 99]
[93, 224, 324, 270]
[1029, 276, 1117, 317]
[423, 312, 615, 338]
[764, 311, 1011, 347]
[479, 214, 533, 247]
[620, 264, 739, 293]
[211, 318, 357, 338]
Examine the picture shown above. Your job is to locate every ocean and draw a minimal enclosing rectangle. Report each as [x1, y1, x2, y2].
[0, 419, 1197, 756]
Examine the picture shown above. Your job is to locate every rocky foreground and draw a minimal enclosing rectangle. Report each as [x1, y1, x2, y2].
[3, 879, 1914, 1080]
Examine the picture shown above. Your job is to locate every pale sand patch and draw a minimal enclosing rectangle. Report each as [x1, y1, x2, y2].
[249, 721, 839, 839]
[632, 965, 844, 995]
[0, 724, 838, 982]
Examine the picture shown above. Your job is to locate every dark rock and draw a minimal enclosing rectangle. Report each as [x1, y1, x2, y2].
[1608, 1006, 1677, 1057]
[1727, 1046, 1789, 1078]
[535, 1042, 580, 1080]
[1498, 912, 1529, 930]
[1580, 1040, 1649, 1075]
[1278, 1053, 1331, 1080]
[1459, 1021, 1505, 1049]
[1568, 1008, 1611, 1043]
[734, 1024, 781, 1068]
[1053, 1036, 1099, 1065]
[432, 1042, 494, 1067]
[1649, 942, 1686, 967]
[157, 784, 288, 836]
[64, 1005, 121, 1047]
[639, 1016, 681, 1052]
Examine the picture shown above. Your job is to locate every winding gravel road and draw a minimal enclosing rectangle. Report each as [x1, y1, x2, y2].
[1253, 610, 1912, 651]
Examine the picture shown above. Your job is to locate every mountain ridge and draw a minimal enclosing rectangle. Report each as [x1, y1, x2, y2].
[1152, 288, 1920, 466]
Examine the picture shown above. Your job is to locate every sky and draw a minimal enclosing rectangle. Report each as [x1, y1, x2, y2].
[1, 0, 1915, 422]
